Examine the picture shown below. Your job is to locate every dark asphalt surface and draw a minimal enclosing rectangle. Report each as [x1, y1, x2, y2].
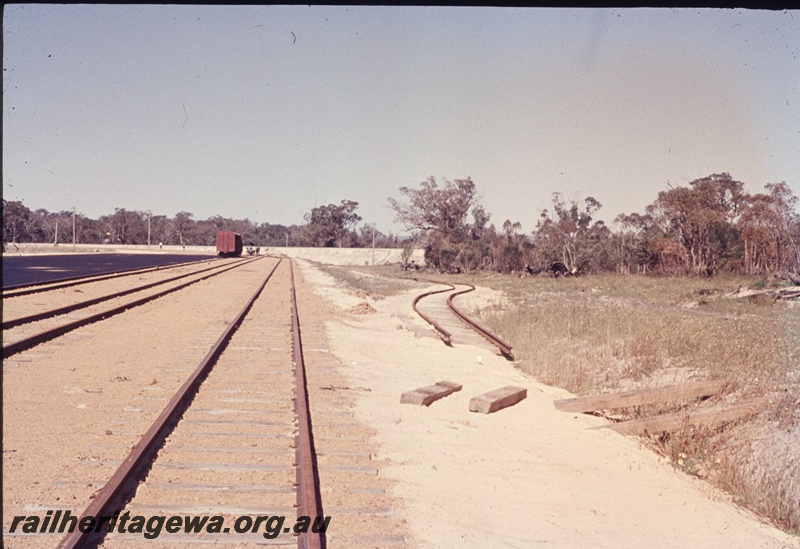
[2, 253, 216, 288]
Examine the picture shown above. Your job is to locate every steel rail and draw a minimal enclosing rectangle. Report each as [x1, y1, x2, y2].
[289, 259, 326, 549]
[410, 280, 456, 345]
[2, 257, 262, 359]
[373, 271, 514, 358]
[3, 257, 249, 330]
[337, 266, 514, 358]
[447, 284, 514, 360]
[55, 258, 282, 549]
[2, 256, 222, 296]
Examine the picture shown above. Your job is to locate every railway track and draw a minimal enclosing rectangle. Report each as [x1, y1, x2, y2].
[3, 258, 252, 330]
[2, 257, 222, 297]
[4, 258, 407, 548]
[411, 279, 514, 360]
[2, 257, 259, 359]
[340, 267, 513, 359]
[52, 257, 324, 548]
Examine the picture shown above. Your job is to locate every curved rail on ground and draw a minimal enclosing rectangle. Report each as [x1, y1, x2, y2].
[409, 276, 513, 359]
[56, 259, 286, 548]
[3, 258, 249, 330]
[447, 284, 514, 360]
[2, 257, 262, 359]
[343, 268, 513, 359]
[2, 256, 222, 297]
[410, 281, 455, 345]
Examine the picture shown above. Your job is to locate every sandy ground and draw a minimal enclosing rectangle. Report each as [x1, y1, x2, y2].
[296, 260, 798, 549]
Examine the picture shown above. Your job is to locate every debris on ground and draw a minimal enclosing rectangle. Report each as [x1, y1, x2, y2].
[347, 302, 377, 315]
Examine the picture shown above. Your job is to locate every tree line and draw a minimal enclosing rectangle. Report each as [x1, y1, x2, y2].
[1, 201, 401, 251]
[4, 172, 799, 277]
[388, 173, 800, 277]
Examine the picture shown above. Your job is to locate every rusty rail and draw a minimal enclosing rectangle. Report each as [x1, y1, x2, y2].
[410, 281, 455, 345]
[289, 260, 326, 549]
[339, 268, 454, 344]
[55, 258, 282, 549]
[409, 276, 513, 360]
[447, 284, 514, 360]
[2, 256, 223, 297]
[3, 258, 249, 330]
[2, 257, 262, 359]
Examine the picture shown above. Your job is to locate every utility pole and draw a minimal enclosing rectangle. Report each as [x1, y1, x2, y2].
[147, 210, 152, 248]
[372, 225, 375, 266]
[55, 220, 59, 246]
[72, 208, 76, 249]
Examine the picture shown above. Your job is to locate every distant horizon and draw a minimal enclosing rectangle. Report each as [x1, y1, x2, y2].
[4, 6, 798, 235]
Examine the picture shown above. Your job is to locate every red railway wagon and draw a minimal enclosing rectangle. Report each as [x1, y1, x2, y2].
[216, 230, 243, 257]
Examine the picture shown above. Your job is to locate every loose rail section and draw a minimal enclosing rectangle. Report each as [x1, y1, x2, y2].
[411, 278, 513, 360]
[410, 282, 455, 345]
[447, 284, 514, 360]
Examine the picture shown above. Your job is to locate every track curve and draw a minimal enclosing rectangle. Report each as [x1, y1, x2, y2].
[411, 277, 513, 360]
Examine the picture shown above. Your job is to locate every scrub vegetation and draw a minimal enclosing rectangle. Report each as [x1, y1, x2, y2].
[387, 173, 800, 278]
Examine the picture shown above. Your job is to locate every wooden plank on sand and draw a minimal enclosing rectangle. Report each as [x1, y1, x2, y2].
[401, 380, 463, 406]
[468, 386, 527, 414]
[596, 396, 769, 436]
[554, 380, 725, 413]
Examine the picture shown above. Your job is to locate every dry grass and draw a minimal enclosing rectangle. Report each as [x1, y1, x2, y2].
[458, 272, 799, 535]
[313, 263, 424, 298]
[320, 266, 800, 534]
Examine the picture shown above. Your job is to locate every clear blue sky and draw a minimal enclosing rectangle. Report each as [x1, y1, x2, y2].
[3, 6, 799, 235]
